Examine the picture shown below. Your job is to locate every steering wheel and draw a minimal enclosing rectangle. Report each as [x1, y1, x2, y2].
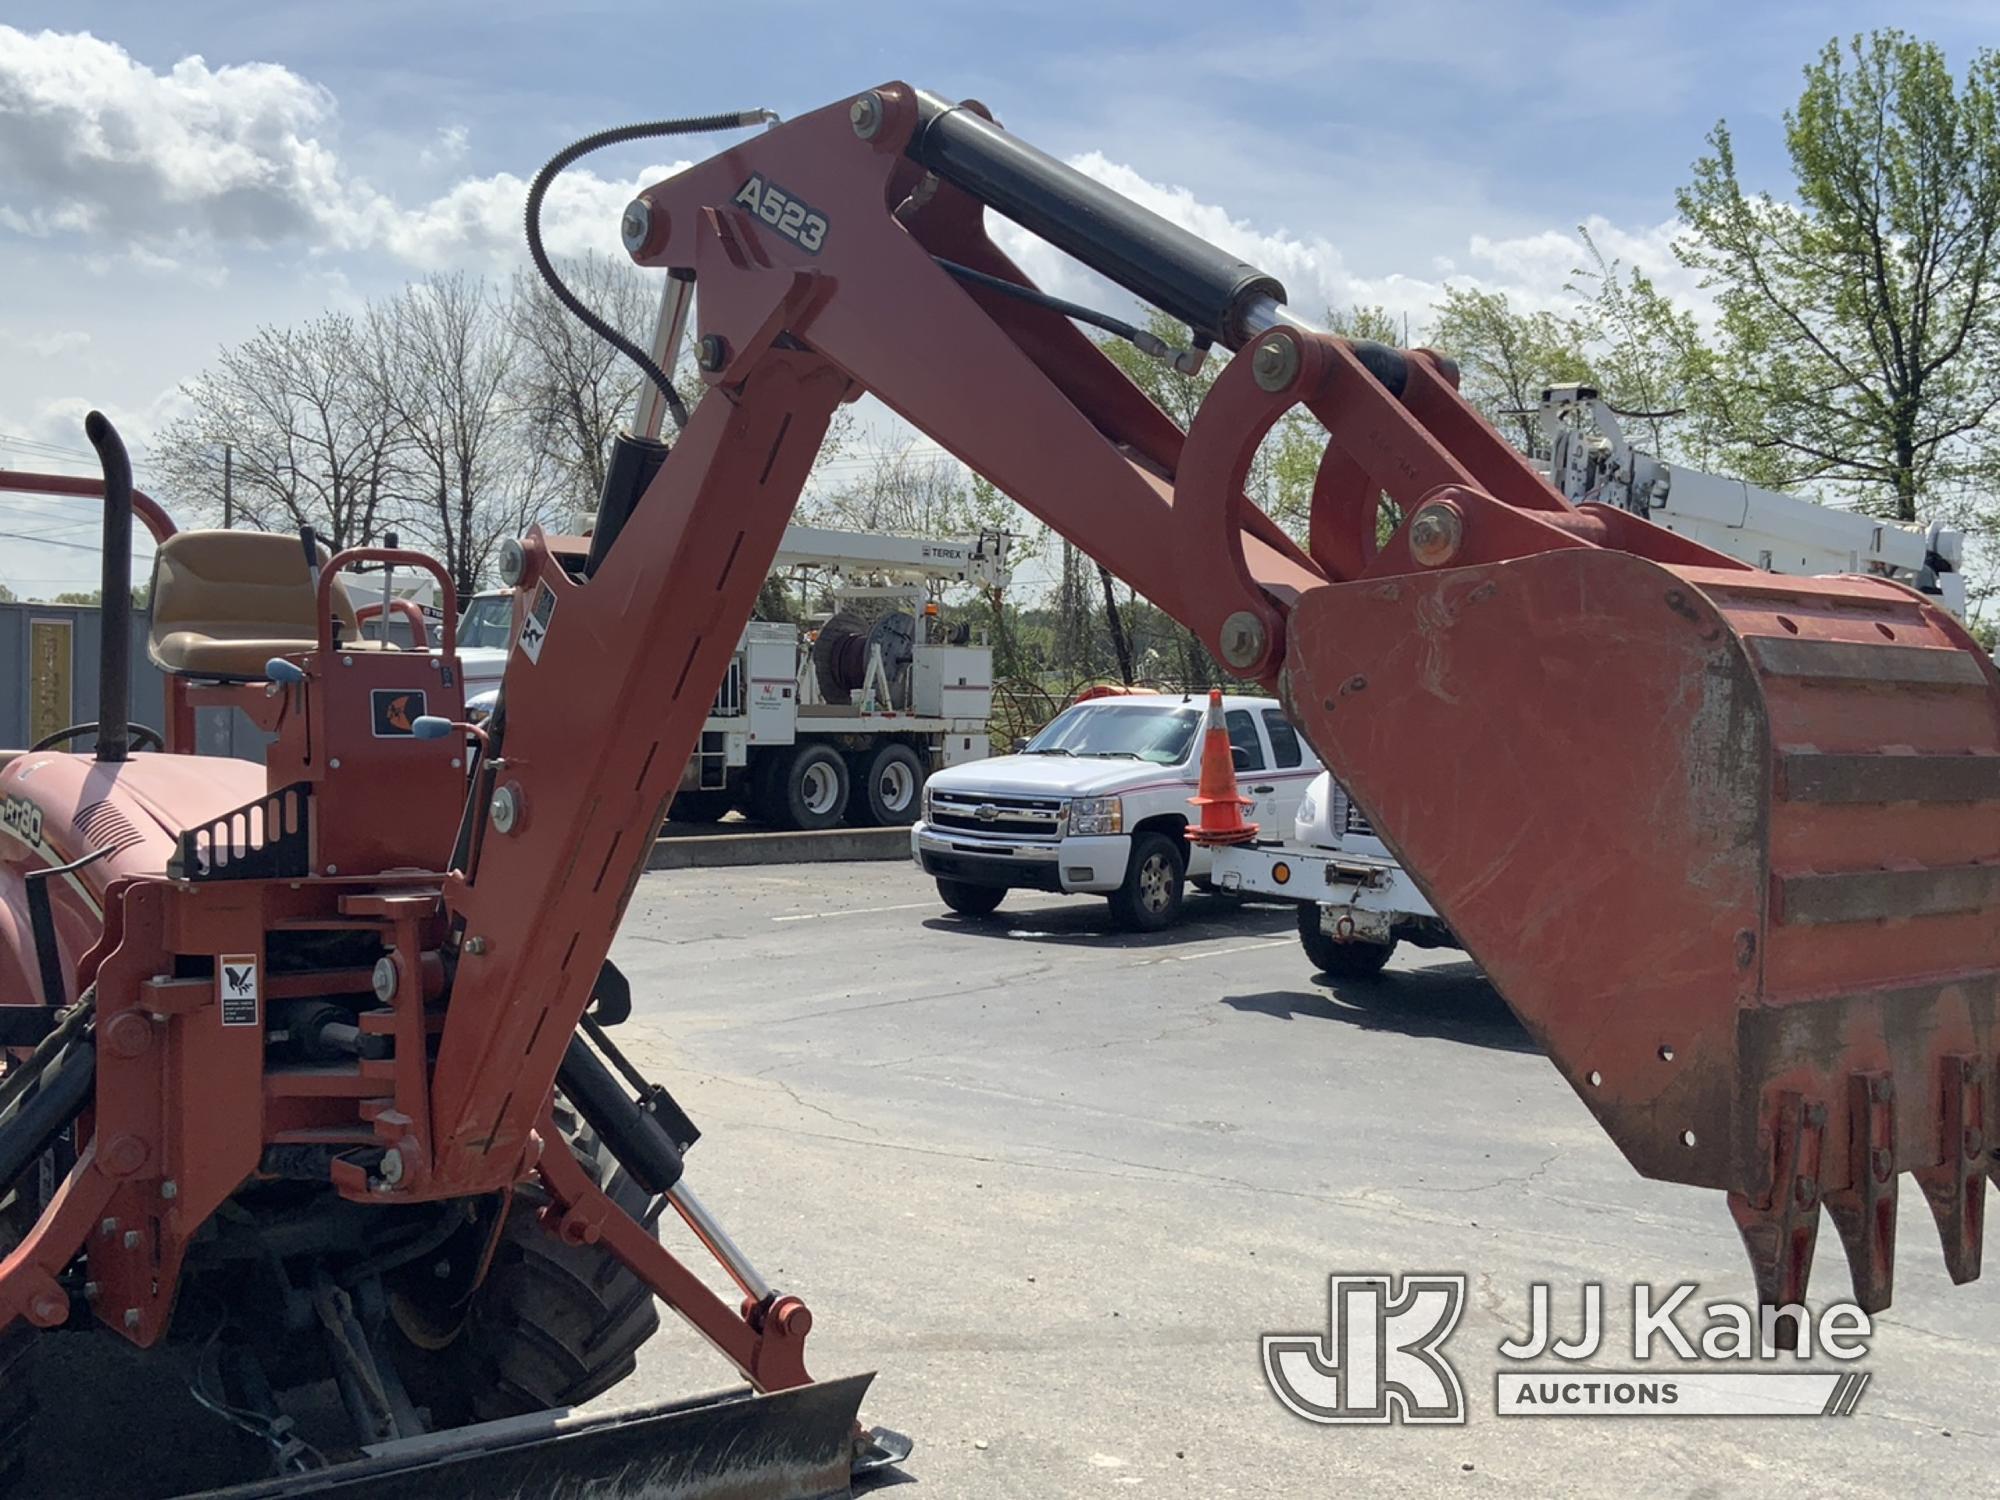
[29, 721, 167, 754]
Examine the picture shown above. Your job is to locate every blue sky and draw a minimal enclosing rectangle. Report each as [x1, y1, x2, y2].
[0, 1, 1987, 595]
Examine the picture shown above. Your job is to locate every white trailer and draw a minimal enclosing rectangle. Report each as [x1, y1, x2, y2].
[1212, 388, 1973, 974]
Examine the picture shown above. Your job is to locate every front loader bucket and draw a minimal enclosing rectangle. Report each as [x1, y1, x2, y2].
[1281, 547, 2000, 1314]
[199, 1373, 883, 1500]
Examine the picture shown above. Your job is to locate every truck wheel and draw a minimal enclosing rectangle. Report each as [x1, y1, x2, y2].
[1297, 904, 1398, 976]
[1109, 832, 1185, 932]
[936, 878, 1005, 917]
[668, 790, 732, 824]
[392, 1120, 661, 1425]
[775, 743, 849, 831]
[854, 743, 924, 826]
[743, 751, 785, 825]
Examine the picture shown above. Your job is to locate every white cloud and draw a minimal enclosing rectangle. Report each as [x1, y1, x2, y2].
[0, 327, 89, 357]
[0, 26, 683, 269]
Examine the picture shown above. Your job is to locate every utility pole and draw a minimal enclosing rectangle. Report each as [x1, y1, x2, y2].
[222, 443, 233, 528]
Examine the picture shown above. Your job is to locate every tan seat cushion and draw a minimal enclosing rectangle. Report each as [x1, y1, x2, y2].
[147, 530, 367, 679]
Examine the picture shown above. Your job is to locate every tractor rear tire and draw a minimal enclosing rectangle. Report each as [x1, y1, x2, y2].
[397, 1123, 661, 1426]
[0, 1327, 33, 1493]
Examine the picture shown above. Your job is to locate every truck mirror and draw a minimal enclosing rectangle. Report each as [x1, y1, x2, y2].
[1010, 736, 1029, 754]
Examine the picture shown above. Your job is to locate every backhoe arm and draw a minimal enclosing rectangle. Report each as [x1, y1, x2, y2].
[441, 84, 2000, 1321]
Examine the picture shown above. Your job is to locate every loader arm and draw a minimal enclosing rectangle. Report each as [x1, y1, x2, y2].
[440, 83, 2000, 1320]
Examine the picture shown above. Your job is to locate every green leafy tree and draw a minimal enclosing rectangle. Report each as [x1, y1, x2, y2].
[1426, 287, 1595, 454]
[1676, 30, 2000, 520]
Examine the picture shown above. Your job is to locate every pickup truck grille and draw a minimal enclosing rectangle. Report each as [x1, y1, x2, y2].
[928, 791, 1064, 841]
[1327, 778, 1375, 839]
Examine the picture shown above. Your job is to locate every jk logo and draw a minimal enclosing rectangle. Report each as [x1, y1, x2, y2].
[1262, 1274, 1467, 1424]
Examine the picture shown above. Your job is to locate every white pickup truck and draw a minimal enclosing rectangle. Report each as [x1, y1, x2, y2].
[910, 692, 1322, 930]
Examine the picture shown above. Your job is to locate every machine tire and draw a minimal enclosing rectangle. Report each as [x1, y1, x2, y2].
[1109, 832, 1185, 932]
[743, 751, 787, 826]
[669, 789, 733, 824]
[936, 878, 1006, 917]
[396, 1121, 661, 1426]
[1297, 904, 1398, 977]
[0, 1326, 34, 1493]
[774, 743, 849, 831]
[853, 743, 925, 827]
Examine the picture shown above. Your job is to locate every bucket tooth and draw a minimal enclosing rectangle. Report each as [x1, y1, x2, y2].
[1727, 1093, 1825, 1350]
[1824, 1071, 1898, 1313]
[1914, 1054, 1988, 1285]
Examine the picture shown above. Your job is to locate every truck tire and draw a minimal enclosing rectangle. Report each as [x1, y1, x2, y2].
[743, 750, 786, 826]
[393, 1120, 661, 1426]
[853, 743, 924, 826]
[1109, 832, 1185, 932]
[936, 878, 1005, 917]
[1297, 904, 1397, 977]
[773, 743, 849, 831]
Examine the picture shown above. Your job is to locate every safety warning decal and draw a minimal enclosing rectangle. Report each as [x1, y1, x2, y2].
[219, 954, 259, 1027]
[370, 688, 426, 737]
[517, 581, 557, 664]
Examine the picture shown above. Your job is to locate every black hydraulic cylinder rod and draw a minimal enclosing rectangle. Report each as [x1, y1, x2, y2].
[557, 1034, 685, 1196]
[0, 1040, 94, 1194]
[85, 412, 133, 763]
[584, 431, 670, 578]
[907, 91, 1286, 349]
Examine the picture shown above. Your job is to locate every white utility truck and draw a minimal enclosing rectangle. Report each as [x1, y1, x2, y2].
[1212, 386, 1972, 974]
[911, 691, 1322, 930]
[465, 524, 1009, 829]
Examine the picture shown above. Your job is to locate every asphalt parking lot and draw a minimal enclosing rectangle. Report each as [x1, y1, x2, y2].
[27, 861, 1999, 1498]
[604, 862, 2000, 1499]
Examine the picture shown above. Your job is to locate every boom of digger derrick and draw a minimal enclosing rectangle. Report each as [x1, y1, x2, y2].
[450, 82, 2000, 1321]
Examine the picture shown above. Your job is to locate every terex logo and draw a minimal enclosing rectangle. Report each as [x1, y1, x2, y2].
[1262, 1274, 1467, 1424]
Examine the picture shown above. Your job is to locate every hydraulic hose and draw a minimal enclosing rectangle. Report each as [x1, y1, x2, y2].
[0, 1038, 94, 1194]
[525, 110, 776, 432]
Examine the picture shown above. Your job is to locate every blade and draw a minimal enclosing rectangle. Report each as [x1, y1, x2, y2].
[193, 1373, 879, 1500]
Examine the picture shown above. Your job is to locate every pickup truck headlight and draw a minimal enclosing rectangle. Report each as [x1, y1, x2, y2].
[1068, 796, 1123, 836]
[921, 781, 935, 822]
[1297, 792, 1317, 827]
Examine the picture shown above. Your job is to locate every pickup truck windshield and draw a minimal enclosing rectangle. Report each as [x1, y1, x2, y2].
[1025, 703, 1201, 764]
[458, 595, 514, 650]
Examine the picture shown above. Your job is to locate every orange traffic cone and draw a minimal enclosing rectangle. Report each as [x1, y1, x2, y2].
[1188, 689, 1258, 846]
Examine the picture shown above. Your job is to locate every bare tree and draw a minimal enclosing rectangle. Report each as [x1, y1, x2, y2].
[509, 255, 658, 515]
[155, 314, 405, 548]
[367, 274, 536, 594]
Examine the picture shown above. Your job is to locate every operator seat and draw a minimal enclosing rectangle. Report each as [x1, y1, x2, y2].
[147, 530, 367, 680]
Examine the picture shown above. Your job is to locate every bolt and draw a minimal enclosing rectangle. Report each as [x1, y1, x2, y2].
[380, 1148, 405, 1187]
[342, 655, 354, 667]
[1218, 610, 1267, 671]
[372, 955, 400, 1004]
[620, 197, 652, 255]
[160, 1180, 178, 1201]
[1407, 502, 1465, 568]
[29, 1293, 63, 1325]
[1251, 335, 1299, 393]
[1872, 1147, 1893, 1180]
[100, 1218, 119, 1237]
[325, 864, 339, 876]
[464, 935, 488, 956]
[123, 1230, 140, 1250]
[850, 91, 884, 140]
[1793, 1175, 1818, 1208]
[123, 1307, 142, 1330]
[83, 1281, 99, 1301]
[696, 334, 729, 373]
[328, 757, 341, 770]
[490, 784, 521, 834]
[450, 757, 462, 769]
